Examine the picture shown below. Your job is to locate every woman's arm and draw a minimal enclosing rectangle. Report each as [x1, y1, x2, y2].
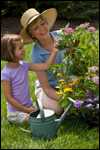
[29, 48, 58, 71]
[2, 80, 36, 113]
[35, 71, 60, 100]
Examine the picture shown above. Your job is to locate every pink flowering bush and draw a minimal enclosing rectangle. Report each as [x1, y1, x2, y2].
[51, 23, 99, 124]
[87, 26, 96, 32]
[64, 27, 75, 35]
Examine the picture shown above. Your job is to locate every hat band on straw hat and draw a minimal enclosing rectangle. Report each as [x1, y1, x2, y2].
[26, 14, 40, 26]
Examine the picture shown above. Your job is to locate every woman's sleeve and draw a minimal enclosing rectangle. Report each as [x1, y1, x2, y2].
[52, 30, 63, 41]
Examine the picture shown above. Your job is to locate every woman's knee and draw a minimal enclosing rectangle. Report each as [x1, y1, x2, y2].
[35, 87, 63, 115]
[42, 99, 63, 115]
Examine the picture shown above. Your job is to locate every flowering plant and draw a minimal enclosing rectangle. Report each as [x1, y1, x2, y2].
[55, 65, 99, 107]
[49, 22, 99, 125]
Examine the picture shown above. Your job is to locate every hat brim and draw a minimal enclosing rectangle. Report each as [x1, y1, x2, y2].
[20, 8, 57, 44]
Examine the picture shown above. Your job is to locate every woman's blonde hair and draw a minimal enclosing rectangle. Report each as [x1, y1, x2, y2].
[1, 34, 22, 62]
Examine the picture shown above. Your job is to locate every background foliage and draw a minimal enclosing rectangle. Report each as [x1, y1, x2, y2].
[1, 0, 99, 21]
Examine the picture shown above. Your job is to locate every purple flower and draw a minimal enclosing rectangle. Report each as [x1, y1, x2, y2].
[74, 100, 83, 109]
[85, 104, 93, 108]
[87, 26, 96, 32]
[86, 90, 95, 99]
[91, 76, 99, 85]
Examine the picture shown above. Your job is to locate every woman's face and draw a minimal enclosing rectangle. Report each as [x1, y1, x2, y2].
[29, 18, 49, 41]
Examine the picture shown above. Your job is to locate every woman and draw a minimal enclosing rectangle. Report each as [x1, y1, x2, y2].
[20, 8, 65, 115]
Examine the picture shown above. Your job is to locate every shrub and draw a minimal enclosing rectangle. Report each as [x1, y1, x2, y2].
[49, 22, 99, 126]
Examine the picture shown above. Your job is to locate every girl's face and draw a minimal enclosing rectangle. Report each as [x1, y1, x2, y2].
[30, 18, 49, 41]
[14, 40, 25, 61]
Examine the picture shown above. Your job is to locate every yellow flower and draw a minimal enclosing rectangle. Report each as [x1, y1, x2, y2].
[68, 79, 80, 87]
[57, 73, 63, 77]
[56, 91, 63, 95]
[59, 79, 65, 85]
[59, 79, 65, 83]
[55, 86, 60, 89]
[64, 87, 73, 93]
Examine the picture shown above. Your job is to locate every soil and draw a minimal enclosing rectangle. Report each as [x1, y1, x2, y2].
[1, 17, 99, 35]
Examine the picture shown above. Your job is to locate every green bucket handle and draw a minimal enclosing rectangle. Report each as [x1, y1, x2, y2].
[36, 94, 74, 123]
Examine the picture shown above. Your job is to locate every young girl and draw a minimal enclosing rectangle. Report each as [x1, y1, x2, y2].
[1, 34, 58, 123]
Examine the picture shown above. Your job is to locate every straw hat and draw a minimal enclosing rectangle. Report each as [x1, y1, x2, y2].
[20, 8, 57, 43]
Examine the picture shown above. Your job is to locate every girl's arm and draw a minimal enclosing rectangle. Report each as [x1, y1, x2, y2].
[2, 80, 36, 113]
[29, 48, 58, 71]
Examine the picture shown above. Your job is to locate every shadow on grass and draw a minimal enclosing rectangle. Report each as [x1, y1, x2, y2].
[58, 114, 99, 136]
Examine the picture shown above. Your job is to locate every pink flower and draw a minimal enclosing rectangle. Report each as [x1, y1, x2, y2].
[87, 26, 96, 32]
[64, 27, 74, 35]
[79, 22, 90, 29]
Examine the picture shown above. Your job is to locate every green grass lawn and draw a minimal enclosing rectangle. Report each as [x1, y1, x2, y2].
[1, 44, 99, 149]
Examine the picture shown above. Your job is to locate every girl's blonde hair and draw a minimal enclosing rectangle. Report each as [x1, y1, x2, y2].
[1, 34, 22, 62]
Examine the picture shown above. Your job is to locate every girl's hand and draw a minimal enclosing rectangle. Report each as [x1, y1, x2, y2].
[27, 106, 37, 113]
[52, 47, 58, 53]
[52, 41, 59, 52]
